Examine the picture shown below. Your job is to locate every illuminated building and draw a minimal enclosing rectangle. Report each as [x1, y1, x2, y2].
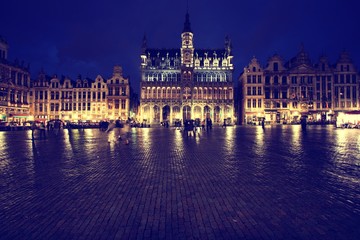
[106, 66, 130, 120]
[0, 35, 31, 124]
[239, 47, 360, 124]
[139, 12, 234, 125]
[31, 65, 130, 122]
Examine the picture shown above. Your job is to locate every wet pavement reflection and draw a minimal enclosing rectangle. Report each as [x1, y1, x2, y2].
[0, 125, 359, 239]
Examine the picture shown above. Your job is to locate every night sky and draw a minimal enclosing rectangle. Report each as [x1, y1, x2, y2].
[1, 0, 359, 93]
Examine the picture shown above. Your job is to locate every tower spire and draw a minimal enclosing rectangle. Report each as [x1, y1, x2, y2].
[183, 2, 192, 33]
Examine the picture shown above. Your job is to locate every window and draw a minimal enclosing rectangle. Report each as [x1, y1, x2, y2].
[252, 99, 256, 108]
[282, 76, 287, 84]
[252, 87, 256, 95]
[300, 76, 305, 84]
[301, 86, 307, 98]
[247, 87, 251, 95]
[121, 100, 126, 109]
[265, 88, 270, 99]
[247, 99, 251, 108]
[346, 86, 351, 99]
[258, 99, 262, 108]
[274, 89, 279, 99]
[257, 76, 262, 83]
[257, 87, 262, 95]
[274, 76, 279, 84]
[273, 62, 278, 71]
[247, 75, 251, 83]
[340, 87, 344, 99]
[265, 76, 270, 84]
[308, 76, 313, 84]
[291, 76, 297, 84]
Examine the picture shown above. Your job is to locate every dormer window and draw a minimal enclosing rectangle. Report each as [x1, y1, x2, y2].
[213, 59, 219, 67]
[222, 59, 227, 67]
[204, 59, 209, 67]
[195, 59, 200, 67]
[273, 62, 279, 71]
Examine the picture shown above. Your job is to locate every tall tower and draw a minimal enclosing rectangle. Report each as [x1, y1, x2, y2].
[181, 12, 194, 68]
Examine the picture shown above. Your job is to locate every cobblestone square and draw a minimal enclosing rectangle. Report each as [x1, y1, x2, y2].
[0, 125, 359, 239]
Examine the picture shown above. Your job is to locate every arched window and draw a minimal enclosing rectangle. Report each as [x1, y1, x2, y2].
[274, 76, 279, 84]
[193, 88, 198, 99]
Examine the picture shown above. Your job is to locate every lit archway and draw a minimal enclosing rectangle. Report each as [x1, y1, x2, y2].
[183, 105, 191, 120]
[162, 105, 170, 121]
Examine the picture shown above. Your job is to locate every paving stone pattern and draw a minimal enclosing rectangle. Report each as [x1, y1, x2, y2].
[0, 125, 359, 239]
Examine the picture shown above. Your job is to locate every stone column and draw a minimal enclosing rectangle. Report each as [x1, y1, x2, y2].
[180, 104, 183, 123]
[149, 104, 153, 124]
[160, 106, 163, 123]
[169, 106, 173, 124]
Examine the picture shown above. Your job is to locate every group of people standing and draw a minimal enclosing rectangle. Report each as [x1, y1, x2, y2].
[31, 120, 63, 140]
[182, 118, 213, 136]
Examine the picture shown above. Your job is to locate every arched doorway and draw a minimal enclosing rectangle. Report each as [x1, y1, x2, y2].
[143, 105, 150, 122]
[153, 105, 160, 123]
[214, 106, 221, 123]
[162, 105, 170, 122]
[204, 105, 211, 119]
[172, 106, 180, 124]
[194, 106, 202, 120]
[224, 105, 232, 124]
[183, 105, 191, 121]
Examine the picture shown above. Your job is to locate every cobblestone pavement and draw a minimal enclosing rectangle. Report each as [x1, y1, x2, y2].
[0, 125, 359, 240]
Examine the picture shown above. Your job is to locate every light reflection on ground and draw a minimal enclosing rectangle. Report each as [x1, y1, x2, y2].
[0, 125, 359, 239]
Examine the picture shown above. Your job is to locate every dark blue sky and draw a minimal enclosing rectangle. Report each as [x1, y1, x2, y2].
[1, 0, 359, 93]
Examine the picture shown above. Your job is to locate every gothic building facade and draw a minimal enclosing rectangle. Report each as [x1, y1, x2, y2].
[239, 47, 360, 125]
[139, 13, 234, 125]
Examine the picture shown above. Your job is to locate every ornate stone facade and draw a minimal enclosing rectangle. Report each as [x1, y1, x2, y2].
[0, 36, 31, 124]
[139, 12, 234, 125]
[239, 46, 360, 125]
[31, 66, 130, 122]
